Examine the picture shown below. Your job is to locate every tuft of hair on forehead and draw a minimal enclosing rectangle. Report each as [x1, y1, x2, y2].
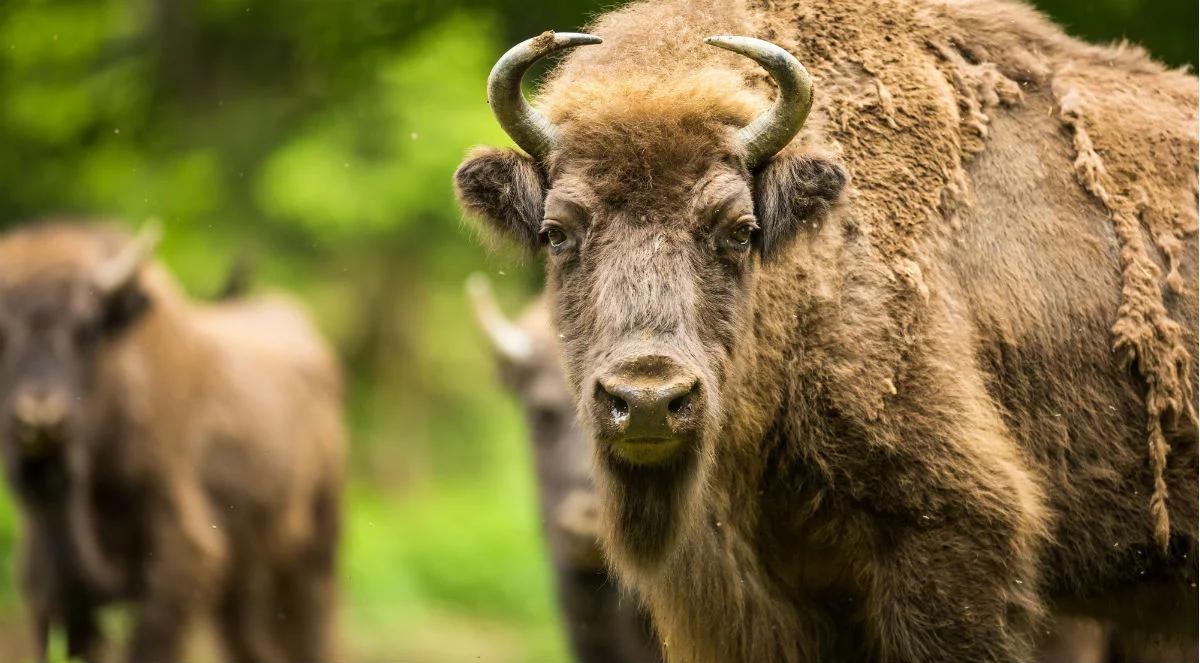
[532, 0, 769, 172]
[540, 69, 766, 198]
[0, 221, 130, 285]
[541, 68, 762, 131]
[539, 0, 764, 94]
[0, 220, 181, 304]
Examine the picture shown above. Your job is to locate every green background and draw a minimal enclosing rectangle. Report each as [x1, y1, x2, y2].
[0, 0, 1193, 660]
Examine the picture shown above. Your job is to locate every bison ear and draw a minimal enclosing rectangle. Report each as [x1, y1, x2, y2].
[101, 278, 151, 335]
[455, 147, 547, 252]
[753, 155, 847, 260]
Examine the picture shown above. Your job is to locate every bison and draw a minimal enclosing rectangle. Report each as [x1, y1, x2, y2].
[454, 0, 1199, 661]
[467, 274, 661, 663]
[0, 221, 345, 663]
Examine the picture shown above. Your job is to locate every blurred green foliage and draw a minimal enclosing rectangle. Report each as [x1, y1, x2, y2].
[0, 0, 1192, 660]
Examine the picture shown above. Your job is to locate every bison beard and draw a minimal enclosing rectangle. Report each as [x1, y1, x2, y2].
[598, 444, 704, 567]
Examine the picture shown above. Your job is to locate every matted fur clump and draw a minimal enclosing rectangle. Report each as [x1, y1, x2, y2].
[1053, 75, 1197, 550]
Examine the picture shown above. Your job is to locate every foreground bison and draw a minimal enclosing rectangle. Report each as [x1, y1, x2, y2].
[455, 0, 1198, 661]
[0, 222, 345, 663]
[468, 275, 661, 663]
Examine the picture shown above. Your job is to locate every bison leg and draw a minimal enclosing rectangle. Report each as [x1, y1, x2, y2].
[270, 562, 337, 663]
[27, 613, 50, 663]
[20, 531, 106, 663]
[865, 516, 1043, 662]
[126, 484, 227, 663]
[17, 516, 105, 663]
[268, 485, 340, 663]
[63, 599, 105, 663]
[216, 559, 285, 663]
[19, 526, 55, 663]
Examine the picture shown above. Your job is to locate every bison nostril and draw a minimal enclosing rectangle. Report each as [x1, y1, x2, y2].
[611, 397, 629, 418]
[665, 379, 698, 417]
[595, 382, 629, 419]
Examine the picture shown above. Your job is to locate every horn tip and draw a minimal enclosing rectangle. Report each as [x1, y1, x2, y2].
[463, 272, 535, 363]
[143, 216, 164, 240]
[704, 35, 758, 56]
[465, 272, 492, 298]
[548, 33, 603, 51]
[532, 32, 602, 54]
[704, 35, 739, 47]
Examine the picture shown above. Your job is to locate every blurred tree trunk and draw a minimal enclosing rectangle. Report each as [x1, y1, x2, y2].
[152, 0, 200, 98]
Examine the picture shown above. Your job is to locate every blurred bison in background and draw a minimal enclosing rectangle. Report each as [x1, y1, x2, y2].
[467, 274, 661, 663]
[0, 221, 345, 663]
[456, 0, 1198, 661]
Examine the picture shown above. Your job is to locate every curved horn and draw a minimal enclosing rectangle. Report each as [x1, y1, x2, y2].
[705, 36, 814, 170]
[487, 32, 602, 160]
[465, 273, 534, 365]
[95, 218, 162, 294]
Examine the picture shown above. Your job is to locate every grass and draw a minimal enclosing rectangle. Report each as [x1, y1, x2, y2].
[341, 481, 569, 663]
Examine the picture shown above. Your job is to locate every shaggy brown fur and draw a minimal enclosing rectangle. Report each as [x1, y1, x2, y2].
[477, 290, 662, 663]
[0, 222, 345, 663]
[455, 0, 1198, 661]
[481, 292, 1135, 663]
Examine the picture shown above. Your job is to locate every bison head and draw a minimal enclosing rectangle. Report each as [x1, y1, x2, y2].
[0, 222, 159, 496]
[456, 35, 845, 568]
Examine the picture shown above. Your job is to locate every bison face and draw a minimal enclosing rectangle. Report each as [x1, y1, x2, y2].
[458, 34, 844, 567]
[458, 131, 844, 567]
[0, 224, 157, 499]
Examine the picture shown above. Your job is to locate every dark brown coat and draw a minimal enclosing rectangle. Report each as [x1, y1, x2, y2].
[0, 222, 345, 663]
[455, 0, 1198, 661]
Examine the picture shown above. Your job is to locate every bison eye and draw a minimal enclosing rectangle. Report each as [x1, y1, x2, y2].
[725, 216, 759, 249]
[540, 221, 573, 252]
